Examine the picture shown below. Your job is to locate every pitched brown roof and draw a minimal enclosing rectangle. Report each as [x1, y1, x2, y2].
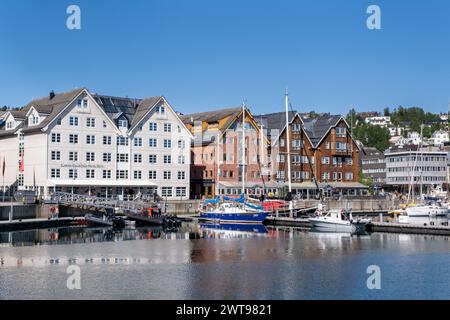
[180, 107, 242, 127]
[0, 88, 85, 137]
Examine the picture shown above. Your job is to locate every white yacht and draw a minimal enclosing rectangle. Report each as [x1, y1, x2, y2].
[308, 209, 356, 233]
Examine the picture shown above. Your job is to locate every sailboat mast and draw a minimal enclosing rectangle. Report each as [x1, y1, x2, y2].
[285, 90, 292, 193]
[216, 133, 220, 197]
[419, 124, 424, 196]
[242, 102, 246, 195]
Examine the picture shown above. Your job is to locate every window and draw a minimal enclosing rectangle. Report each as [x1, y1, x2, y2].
[86, 135, 96, 145]
[164, 123, 172, 132]
[86, 152, 95, 162]
[51, 133, 61, 143]
[336, 142, 347, 151]
[276, 171, 285, 179]
[116, 170, 129, 179]
[321, 157, 330, 165]
[86, 169, 95, 179]
[51, 169, 60, 178]
[118, 118, 128, 129]
[336, 127, 346, 137]
[134, 137, 143, 147]
[163, 171, 171, 180]
[82, 99, 88, 109]
[178, 155, 185, 164]
[51, 151, 61, 161]
[86, 117, 96, 128]
[134, 154, 142, 163]
[148, 171, 157, 179]
[163, 155, 172, 164]
[69, 134, 78, 144]
[102, 170, 112, 179]
[156, 106, 166, 114]
[103, 121, 107, 128]
[103, 136, 112, 145]
[164, 139, 172, 148]
[133, 170, 142, 180]
[178, 171, 186, 180]
[325, 142, 330, 150]
[56, 118, 62, 125]
[103, 153, 112, 163]
[149, 154, 157, 163]
[69, 169, 78, 179]
[176, 187, 187, 197]
[345, 172, 353, 180]
[178, 140, 185, 149]
[149, 122, 157, 131]
[161, 187, 172, 197]
[69, 151, 78, 161]
[345, 157, 353, 166]
[117, 137, 129, 146]
[69, 116, 79, 126]
[321, 172, 330, 180]
[149, 138, 157, 147]
[117, 153, 129, 163]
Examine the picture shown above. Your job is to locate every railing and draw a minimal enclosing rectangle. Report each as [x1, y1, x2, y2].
[50, 192, 159, 213]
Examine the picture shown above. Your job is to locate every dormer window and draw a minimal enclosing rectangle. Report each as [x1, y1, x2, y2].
[29, 115, 39, 126]
[118, 118, 128, 129]
[6, 121, 14, 130]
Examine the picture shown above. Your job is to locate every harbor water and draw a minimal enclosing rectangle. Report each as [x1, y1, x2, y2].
[1, 219, 450, 300]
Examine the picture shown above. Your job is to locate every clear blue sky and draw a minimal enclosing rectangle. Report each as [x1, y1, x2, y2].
[1, 0, 450, 115]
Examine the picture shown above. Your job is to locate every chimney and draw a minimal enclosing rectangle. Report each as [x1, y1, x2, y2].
[49, 91, 55, 100]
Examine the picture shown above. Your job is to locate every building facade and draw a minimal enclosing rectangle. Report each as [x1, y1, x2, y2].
[360, 147, 386, 188]
[258, 112, 366, 198]
[181, 107, 272, 199]
[0, 88, 192, 200]
[385, 145, 448, 193]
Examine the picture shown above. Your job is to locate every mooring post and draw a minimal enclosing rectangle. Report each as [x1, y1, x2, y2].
[9, 197, 13, 222]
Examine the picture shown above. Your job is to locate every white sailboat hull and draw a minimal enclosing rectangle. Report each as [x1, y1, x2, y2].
[406, 206, 448, 217]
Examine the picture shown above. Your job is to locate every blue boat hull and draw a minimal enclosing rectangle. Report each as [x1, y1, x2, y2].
[199, 212, 269, 224]
[200, 223, 267, 234]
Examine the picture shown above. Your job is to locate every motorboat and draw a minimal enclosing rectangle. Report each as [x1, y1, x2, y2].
[84, 214, 126, 228]
[308, 209, 356, 233]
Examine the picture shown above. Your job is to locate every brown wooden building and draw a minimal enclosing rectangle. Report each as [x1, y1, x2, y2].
[257, 112, 367, 198]
[181, 107, 274, 199]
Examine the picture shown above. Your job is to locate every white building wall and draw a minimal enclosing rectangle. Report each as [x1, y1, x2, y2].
[0, 135, 19, 191]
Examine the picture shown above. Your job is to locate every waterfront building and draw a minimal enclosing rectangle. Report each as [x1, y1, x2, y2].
[257, 112, 367, 198]
[385, 145, 448, 193]
[360, 147, 386, 189]
[0, 88, 192, 200]
[181, 107, 272, 199]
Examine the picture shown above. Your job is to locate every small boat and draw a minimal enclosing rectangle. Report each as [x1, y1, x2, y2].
[84, 214, 126, 228]
[308, 209, 356, 233]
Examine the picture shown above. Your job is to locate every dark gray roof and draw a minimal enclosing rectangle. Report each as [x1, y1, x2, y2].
[302, 115, 342, 147]
[93, 95, 162, 129]
[362, 147, 383, 158]
[254, 111, 298, 132]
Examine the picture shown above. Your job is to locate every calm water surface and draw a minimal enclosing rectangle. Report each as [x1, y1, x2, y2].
[1, 221, 450, 300]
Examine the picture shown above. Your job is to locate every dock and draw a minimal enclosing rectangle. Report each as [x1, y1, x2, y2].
[0, 217, 84, 232]
[367, 222, 450, 236]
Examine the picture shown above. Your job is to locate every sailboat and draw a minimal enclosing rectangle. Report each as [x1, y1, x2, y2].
[199, 103, 270, 224]
[404, 125, 447, 218]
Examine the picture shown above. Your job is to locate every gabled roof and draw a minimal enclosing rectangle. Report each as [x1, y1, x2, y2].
[254, 111, 298, 133]
[302, 115, 342, 147]
[180, 107, 242, 128]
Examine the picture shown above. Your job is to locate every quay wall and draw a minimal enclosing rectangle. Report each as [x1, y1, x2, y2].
[0, 204, 56, 221]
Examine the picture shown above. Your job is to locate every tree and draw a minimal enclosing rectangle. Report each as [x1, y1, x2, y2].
[353, 124, 390, 151]
[383, 107, 390, 117]
[1, 106, 7, 111]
